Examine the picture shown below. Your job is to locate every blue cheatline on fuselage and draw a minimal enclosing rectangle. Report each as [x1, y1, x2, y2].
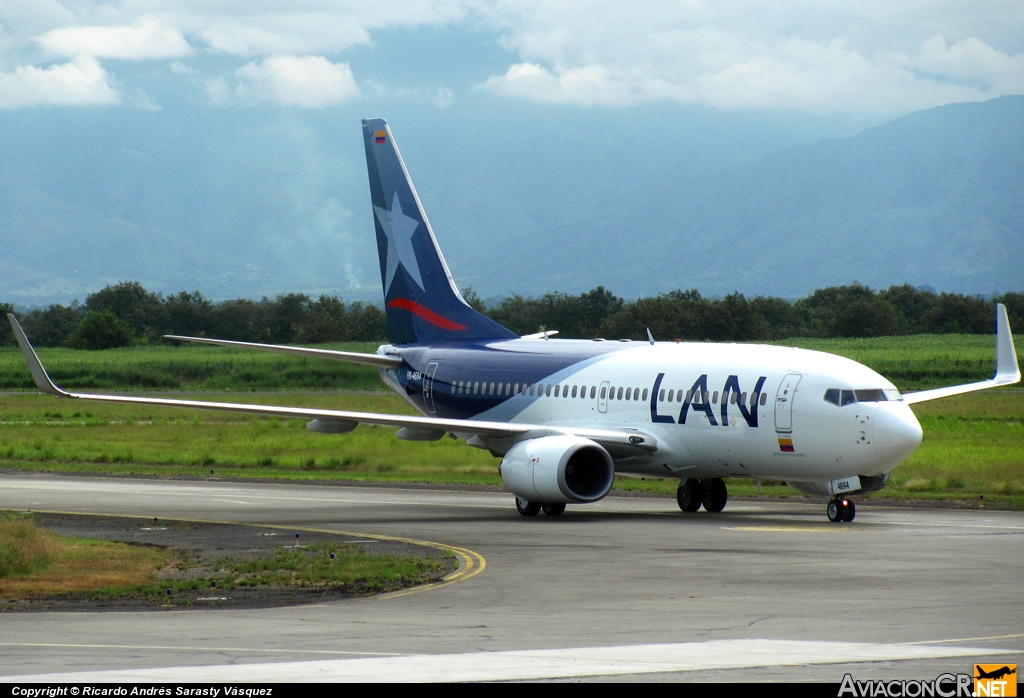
[390, 338, 636, 421]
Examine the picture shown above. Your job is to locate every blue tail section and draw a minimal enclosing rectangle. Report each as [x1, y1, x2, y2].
[362, 118, 517, 345]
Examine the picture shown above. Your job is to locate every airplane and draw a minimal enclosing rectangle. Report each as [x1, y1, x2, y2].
[975, 666, 1016, 681]
[6, 118, 1021, 523]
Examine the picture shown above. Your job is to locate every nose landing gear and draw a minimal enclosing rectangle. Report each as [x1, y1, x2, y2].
[827, 497, 856, 522]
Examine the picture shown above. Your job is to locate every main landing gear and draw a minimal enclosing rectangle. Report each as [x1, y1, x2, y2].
[515, 497, 566, 517]
[827, 497, 856, 522]
[676, 478, 728, 513]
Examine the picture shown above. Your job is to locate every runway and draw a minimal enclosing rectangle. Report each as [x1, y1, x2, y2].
[1, 473, 1021, 682]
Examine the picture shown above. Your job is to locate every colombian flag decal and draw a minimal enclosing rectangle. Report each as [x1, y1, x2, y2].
[375, 131, 386, 144]
[778, 437, 795, 453]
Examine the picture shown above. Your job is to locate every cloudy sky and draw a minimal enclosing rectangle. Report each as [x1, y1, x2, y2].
[1, 2, 1022, 304]
[3, 0, 1022, 114]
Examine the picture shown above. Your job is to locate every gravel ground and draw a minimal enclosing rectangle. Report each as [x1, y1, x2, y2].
[1, 512, 456, 613]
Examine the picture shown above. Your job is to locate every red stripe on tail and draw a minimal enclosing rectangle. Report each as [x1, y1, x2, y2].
[387, 298, 467, 331]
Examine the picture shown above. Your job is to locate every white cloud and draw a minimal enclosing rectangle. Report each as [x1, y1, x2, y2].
[478, 1, 1024, 114]
[0, 55, 119, 109]
[234, 55, 361, 107]
[35, 16, 193, 59]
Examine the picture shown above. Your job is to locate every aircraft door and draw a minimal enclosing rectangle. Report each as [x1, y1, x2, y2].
[424, 362, 439, 414]
[598, 381, 610, 413]
[774, 373, 802, 431]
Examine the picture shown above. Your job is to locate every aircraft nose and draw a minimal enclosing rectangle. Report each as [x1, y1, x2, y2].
[874, 403, 923, 466]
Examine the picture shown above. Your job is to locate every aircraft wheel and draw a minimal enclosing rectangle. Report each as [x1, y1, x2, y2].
[702, 478, 728, 513]
[516, 497, 541, 516]
[842, 499, 856, 522]
[542, 503, 566, 516]
[676, 479, 705, 512]
[827, 498, 848, 523]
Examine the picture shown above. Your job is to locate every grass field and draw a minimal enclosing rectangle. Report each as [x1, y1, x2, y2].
[0, 388, 1021, 507]
[0, 342, 384, 391]
[0, 333, 1015, 391]
[0, 333, 1020, 507]
[0, 513, 446, 603]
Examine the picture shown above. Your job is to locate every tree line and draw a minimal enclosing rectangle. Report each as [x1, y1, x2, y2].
[2, 281, 1022, 350]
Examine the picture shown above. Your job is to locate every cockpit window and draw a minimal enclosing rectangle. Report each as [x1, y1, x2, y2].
[854, 389, 893, 402]
[824, 389, 840, 406]
[840, 390, 856, 406]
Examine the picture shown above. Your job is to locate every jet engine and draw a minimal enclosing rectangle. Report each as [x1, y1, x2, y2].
[499, 435, 614, 504]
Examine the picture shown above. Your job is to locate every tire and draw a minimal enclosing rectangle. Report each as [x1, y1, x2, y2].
[702, 478, 728, 513]
[542, 503, 566, 516]
[842, 500, 856, 522]
[516, 496, 541, 516]
[677, 479, 705, 512]
[827, 500, 842, 522]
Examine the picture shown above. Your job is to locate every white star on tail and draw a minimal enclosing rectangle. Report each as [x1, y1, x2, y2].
[374, 192, 424, 293]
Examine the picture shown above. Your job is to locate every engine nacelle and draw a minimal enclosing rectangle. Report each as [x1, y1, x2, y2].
[500, 435, 614, 504]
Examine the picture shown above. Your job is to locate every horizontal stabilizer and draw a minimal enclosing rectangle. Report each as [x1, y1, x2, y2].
[903, 303, 1020, 404]
[163, 335, 402, 369]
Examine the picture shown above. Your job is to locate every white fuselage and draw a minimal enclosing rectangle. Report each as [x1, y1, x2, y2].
[460, 341, 924, 483]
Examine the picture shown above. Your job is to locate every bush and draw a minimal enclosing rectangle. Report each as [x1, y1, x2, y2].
[0, 516, 56, 577]
[65, 310, 135, 350]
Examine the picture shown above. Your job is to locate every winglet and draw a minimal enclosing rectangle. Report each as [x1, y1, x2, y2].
[995, 303, 1020, 383]
[902, 303, 1020, 404]
[6, 314, 72, 398]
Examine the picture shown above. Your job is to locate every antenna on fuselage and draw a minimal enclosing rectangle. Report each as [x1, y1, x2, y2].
[646, 328, 655, 346]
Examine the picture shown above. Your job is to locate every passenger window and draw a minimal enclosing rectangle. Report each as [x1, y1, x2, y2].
[590, 386, 596, 399]
[667, 390, 673, 402]
[659, 389, 666, 402]
[459, 381, 465, 394]
[712, 391, 719, 404]
[642, 389, 648, 401]
[759, 393, 767, 406]
[546, 384, 552, 397]
[824, 389, 840, 406]
[514, 383, 520, 395]
[729, 391, 736, 405]
[840, 390, 856, 406]
[451, 382, 456, 393]
[703, 390, 710, 403]
[617, 387, 624, 400]
[600, 386, 607, 399]
[571, 385, 578, 398]
[680, 390, 686, 402]
[489, 382, 495, 395]
[740, 391, 747, 406]
[625, 388, 632, 400]
[473, 382, 479, 395]
[580, 385, 586, 398]
[505, 383, 511, 395]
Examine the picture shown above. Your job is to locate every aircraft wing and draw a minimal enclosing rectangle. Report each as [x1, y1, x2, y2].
[7, 315, 655, 452]
[902, 303, 1020, 405]
[163, 335, 402, 369]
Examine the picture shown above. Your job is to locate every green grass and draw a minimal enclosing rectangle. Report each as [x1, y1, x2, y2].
[0, 333, 1021, 507]
[0, 514, 446, 603]
[0, 342, 384, 391]
[0, 391, 499, 483]
[1, 333, 1015, 392]
[768, 334, 1011, 389]
[1, 389, 1022, 507]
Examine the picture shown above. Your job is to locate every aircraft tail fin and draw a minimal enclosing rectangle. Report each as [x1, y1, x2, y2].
[361, 119, 516, 345]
